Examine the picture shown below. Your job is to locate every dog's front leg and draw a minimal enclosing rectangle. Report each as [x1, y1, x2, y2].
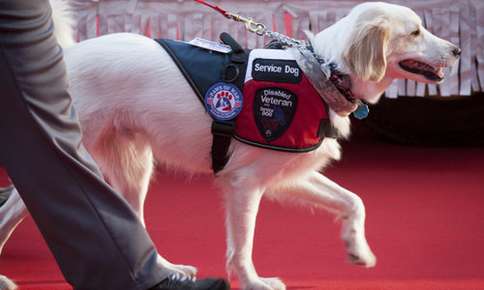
[221, 179, 286, 290]
[267, 171, 376, 267]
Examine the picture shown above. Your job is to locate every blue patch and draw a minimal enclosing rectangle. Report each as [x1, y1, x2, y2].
[205, 82, 243, 121]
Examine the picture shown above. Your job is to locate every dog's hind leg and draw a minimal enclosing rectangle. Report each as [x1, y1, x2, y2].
[266, 171, 376, 268]
[93, 130, 154, 227]
[92, 129, 197, 279]
[0, 187, 28, 255]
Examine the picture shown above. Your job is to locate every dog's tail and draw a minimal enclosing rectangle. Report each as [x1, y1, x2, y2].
[50, 0, 76, 49]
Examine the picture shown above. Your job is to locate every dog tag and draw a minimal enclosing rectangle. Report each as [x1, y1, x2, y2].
[352, 101, 369, 120]
[189, 37, 232, 54]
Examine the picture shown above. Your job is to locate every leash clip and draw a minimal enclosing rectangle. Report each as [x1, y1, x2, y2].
[228, 13, 266, 36]
[195, 0, 302, 45]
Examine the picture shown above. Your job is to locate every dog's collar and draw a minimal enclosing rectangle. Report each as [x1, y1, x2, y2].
[290, 42, 369, 119]
[308, 45, 360, 113]
[329, 68, 355, 103]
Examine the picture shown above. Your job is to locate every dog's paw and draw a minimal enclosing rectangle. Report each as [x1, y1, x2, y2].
[341, 218, 376, 268]
[344, 238, 377, 268]
[242, 277, 286, 290]
[0, 275, 17, 290]
[260, 277, 286, 290]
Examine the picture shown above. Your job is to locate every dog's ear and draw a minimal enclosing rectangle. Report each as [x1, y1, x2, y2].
[344, 18, 390, 82]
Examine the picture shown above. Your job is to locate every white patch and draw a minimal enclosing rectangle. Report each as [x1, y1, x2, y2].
[245, 49, 296, 82]
[188, 37, 232, 54]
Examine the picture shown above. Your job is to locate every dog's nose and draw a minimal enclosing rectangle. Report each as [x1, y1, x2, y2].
[452, 47, 461, 57]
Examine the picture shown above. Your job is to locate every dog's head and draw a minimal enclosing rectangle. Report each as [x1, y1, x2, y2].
[314, 2, 460, 103]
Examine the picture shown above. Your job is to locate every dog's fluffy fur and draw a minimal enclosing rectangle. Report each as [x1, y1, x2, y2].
[0, 2, 459, 290]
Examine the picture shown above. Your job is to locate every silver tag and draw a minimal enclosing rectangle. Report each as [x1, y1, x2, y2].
[188, 37, 232, 54]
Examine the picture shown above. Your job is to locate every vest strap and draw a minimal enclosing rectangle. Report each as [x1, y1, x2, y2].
[210, 33, 248, 174]
[211, 121, 235, 173]
[319, 119, 339, 139]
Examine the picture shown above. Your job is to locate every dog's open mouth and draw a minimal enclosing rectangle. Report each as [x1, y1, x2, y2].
[399, 59, 444, 82]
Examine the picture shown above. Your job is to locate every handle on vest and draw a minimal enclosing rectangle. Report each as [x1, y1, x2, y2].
[220, 32, 244, 54]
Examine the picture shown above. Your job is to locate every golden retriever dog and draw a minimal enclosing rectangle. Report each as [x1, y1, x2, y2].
[0, 2, 460, 289]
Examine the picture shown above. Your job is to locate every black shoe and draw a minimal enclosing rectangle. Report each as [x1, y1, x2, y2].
[150, 275, 230, 290]
[0, 186, 13, 207]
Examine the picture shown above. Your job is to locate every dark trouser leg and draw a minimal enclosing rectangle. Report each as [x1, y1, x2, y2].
[0, 1, 165, 289]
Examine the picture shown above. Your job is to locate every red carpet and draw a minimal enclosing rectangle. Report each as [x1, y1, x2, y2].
[1, 141, 484, 290]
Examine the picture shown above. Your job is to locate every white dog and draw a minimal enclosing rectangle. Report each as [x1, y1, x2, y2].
[0, 2, 460, 290]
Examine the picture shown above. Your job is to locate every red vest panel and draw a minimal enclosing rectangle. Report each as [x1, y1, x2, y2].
[234, 49, 329, 152]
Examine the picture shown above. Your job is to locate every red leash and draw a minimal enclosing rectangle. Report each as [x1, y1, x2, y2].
[194, 0, 231, 19]
[194, 0, 267, 35]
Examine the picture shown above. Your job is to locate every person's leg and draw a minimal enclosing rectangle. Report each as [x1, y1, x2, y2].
[0, 1, 165, 289]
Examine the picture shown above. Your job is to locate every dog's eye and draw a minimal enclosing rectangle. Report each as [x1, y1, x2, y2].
[411, 29, 420, 37]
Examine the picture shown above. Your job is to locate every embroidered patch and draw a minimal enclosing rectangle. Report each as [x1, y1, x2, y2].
[252, 59, 302, 84]
[205, 82, 243, 121]
[254, 87, 297, 141]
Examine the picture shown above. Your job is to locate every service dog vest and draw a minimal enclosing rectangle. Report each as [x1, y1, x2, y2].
[157, 35, 336, 171]
[236, 49, 332, 152]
